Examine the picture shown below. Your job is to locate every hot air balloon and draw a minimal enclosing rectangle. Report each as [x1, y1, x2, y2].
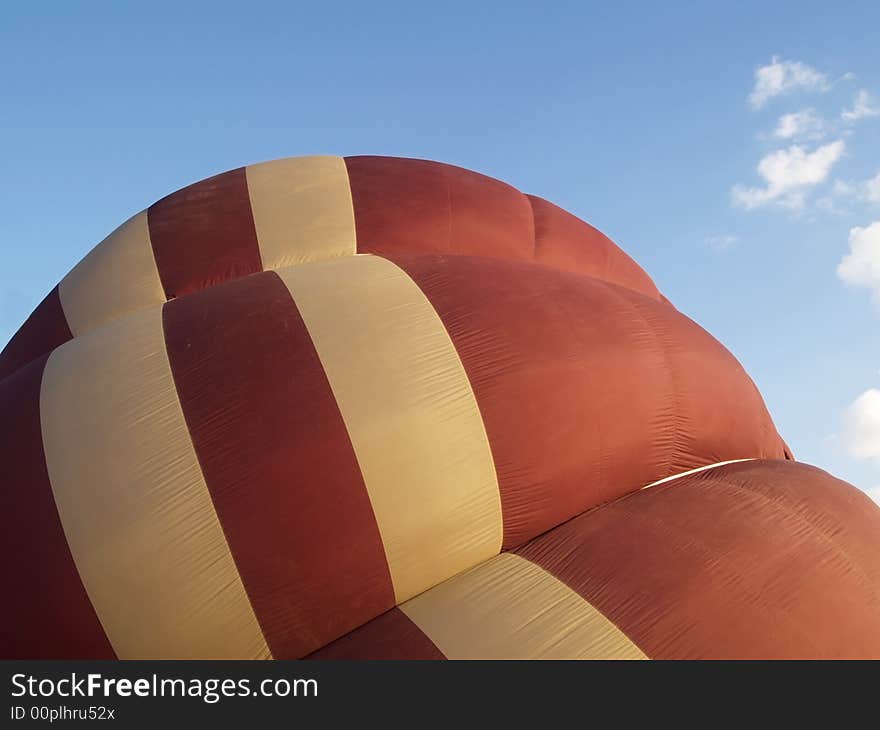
[2, 155, 879, 659]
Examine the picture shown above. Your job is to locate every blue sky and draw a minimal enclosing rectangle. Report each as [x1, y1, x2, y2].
[2, 1, 879, 498]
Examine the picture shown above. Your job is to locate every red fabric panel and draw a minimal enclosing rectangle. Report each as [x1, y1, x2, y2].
[0, 286, 72, 382]
[528, 195, 661, 300]
[148, 167, 263, 299]
[344, 156, 662, 299]
[518, 460, 880, 659]
[345, 156, 534, 262]
[0, 355, 115, 659]
[306, 608, 446, 660]
[390, 254, 786, 549]
[163, 271, 394, 658]
[627, 293, 785, 469]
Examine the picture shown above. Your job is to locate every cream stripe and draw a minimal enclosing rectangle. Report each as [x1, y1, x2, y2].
[276, 255, 503, 603]
[641, 459, 756, 491]
[401, 553, 646, 660]
[40, 307, 271, 659]
[246, 156, 357, 271]
[58, 211, 165, 337]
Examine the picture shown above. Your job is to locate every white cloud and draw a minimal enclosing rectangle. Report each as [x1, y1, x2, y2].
[731, 140, 845, 210]
[815, 195, 849, 216]
[832, 179, 857, 197]
[821, 174, 880, 207]
[843, 389, 880, 462]
[774, 109, 825, 140]
[841, 90, 880, 123]
[749, 56, 831, 109]
[838, 221, 880, 304]
[705, 235, 738, 251]
[865, 173, 880, 204]
[865, 485, 880, 504]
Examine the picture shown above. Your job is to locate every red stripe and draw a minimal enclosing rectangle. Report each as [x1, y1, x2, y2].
[527, 195, 661, 300]
[0, 286, 72, 382]
[306, 608, 446, 660]
[344, 156, 663, 298]
[518, 460, 880, 659]
[389, 254, 786, 549]
[162, 271, 394, 658]
[148, 167, 263, 299]
[345, 156, 534, 262]
[0, 355, 115, 658]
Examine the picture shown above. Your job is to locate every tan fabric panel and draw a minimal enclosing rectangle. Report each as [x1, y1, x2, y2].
[276, 255, 503, 602]
[39, 307, 270, 660]
[400, 553, 647, 660]
[246, 156, 357, 271]
[58, 211, 165, 337]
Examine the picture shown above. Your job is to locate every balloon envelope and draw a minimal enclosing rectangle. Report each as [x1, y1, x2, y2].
[2, 155, 878, 659]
